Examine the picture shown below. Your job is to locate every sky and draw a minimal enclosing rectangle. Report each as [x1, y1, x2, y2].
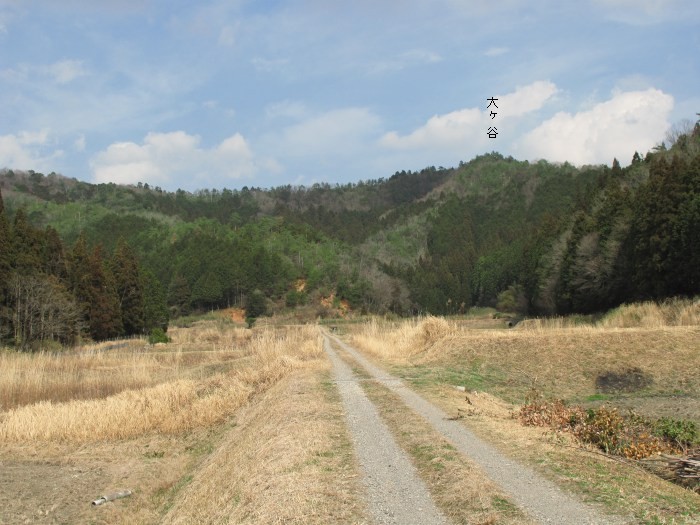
[0, 0, 698, 192]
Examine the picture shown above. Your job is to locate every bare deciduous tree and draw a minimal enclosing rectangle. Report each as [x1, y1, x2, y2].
[9, 274, 82, 350]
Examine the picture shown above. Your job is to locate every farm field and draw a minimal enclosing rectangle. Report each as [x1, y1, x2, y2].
[0, 300, 698, 524]
[0, 321, 366, 524]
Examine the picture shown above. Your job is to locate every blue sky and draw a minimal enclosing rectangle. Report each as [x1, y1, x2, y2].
[0, 0, 698, 191]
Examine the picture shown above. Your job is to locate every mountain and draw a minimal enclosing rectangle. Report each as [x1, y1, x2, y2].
[1, 121, 698, 347]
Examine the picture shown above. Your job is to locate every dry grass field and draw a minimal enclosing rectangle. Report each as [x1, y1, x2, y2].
[350, 300, 700, 420]
[0, 321, 366, 524]
[345, 300, 700, 523]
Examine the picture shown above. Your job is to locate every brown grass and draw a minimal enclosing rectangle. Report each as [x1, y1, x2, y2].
[0, 324, 322, 443]
[344, 304, 700, 523]
[599, 298, 700, 328]
[162, 365, 367, 524]
[349, 314, 700, 406]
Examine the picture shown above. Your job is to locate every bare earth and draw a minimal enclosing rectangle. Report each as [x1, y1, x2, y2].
[324, 331, 632, 525]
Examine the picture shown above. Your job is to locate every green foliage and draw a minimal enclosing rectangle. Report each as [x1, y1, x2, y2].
[142, 269, 169, 332]
[148, 327, 170, 344]
[285, 289, 307, 307]
[1, 125, 698, 327]
[112, 238, 144, 335]
[496, 284, 527, 314]
[653, 417, 699, 448]
[245, 289, 267, 318]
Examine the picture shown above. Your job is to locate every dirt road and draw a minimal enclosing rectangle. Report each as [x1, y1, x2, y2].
[324, 332, 630, 525]
[324, 336, 448, 524]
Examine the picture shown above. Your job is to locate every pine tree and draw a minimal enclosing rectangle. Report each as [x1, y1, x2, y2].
[68, 232, 93, 317]
[42, 226, 68, 280]
[11, 208, 43, 274]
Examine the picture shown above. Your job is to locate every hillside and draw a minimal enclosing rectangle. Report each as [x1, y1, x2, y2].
[1, 122, 699, 345]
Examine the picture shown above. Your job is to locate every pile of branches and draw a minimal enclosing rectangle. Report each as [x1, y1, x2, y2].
[640, 453, 700, 493]
[518, 389, 699, 492]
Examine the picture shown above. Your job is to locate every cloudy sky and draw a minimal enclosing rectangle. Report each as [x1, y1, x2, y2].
[0, 0, 698, 191]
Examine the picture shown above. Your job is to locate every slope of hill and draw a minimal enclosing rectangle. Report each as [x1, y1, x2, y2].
[1, 121, 698, 346]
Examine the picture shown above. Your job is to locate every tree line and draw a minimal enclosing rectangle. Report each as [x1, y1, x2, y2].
[1, 120, 697, 339]
[404, 124, 700, 315]
[0, 190, 168, 349]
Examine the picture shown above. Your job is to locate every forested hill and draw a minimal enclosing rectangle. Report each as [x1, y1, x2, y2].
[1, 122, 699, 347]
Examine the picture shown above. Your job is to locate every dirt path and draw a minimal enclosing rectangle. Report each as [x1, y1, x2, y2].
[324, 337, 448, 525]
[325, 332, 631, 525]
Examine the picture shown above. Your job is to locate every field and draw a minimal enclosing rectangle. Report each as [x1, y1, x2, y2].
[0, 320, 366, 524]
[343, 300, 700, 523]
[348, 300, 700, 422]
[0, 299, 698, 524]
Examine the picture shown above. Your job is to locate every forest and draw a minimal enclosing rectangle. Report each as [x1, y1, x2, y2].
[0, 120, 698, 348]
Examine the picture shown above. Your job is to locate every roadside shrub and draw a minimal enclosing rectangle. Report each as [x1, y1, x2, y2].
[653, 417, 699, 450]
[519, 392, 674, 459]
[148, 328, 170, 345]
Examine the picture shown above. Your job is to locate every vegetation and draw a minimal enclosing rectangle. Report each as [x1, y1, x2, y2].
[1, 118, 698, 349]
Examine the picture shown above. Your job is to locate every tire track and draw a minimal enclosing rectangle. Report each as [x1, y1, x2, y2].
[324, 337, 448, 525]
[325, 332, 630, 525]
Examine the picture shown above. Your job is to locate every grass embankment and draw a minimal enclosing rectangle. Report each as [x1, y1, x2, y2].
[346, 300, 700, 524]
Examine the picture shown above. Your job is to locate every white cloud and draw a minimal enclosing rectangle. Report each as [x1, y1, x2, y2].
[47, 59, 88, 84]
[484, 46, 509, 57]
[516, 88, 674, 165]
[369, 48, 443, 74]
[273, 108, 382, 158]
[380, 80, 558, 151]
[218, 25, 235, 47]
[265, 100, 308, 120]
[90, 131, 263, 187]
[74, 134, 86, 152]
[0, 59, 87, 85]
[497, 80, 559, 118]
[0, 129, 61, 170]
[250, 57, 290, 73]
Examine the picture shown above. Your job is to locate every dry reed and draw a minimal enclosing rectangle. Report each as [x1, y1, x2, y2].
[0, 325, 322, 443]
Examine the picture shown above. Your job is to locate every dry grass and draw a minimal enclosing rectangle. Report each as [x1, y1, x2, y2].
[162, 364, 367, 524]
[0, 324, 322, 443]
[423, 383, 700, 524]
[344, 303, 700, 523]
[599, 298, 700, 328]
[350, 316, 455, 362]
[349, 310, 700, 407]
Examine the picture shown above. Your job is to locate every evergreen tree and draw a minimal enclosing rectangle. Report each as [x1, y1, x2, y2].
[112, 238, 144, 335]
[0, 188, 13, 342]
[87, 245, 123, 340]
[142, 268, 169, 331]
[11, 208, 43, 274]
[42, 226, 68, 280]
[68, 233, 93, 318]
[167, 272, 192, 317]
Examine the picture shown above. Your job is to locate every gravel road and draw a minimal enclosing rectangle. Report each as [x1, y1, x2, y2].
[324, 337, 448, 525]
[325, 332, 631, 525]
